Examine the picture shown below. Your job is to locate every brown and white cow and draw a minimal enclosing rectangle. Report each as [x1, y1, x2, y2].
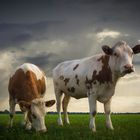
[53, 41, 140, 132]
[8, 63, 55, 132]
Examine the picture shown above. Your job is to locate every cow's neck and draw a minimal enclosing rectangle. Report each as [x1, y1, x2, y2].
[107, 57, 121, 84]
[111, 65, 121, 85]
[112, 71, 121, 84]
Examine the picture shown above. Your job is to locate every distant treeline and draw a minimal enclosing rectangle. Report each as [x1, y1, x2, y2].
[0, 110, 140, 115]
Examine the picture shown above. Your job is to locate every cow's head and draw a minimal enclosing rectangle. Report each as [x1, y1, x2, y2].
[102, 41, 140, 76]
[19, 98, 55, 133]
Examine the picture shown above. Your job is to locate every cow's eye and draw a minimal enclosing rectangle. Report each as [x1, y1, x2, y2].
[32, 113, 37, 119]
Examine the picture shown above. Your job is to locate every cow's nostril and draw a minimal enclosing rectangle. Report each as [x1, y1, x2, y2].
[124, 64, 133, 69]
[123, 64, 134, 74]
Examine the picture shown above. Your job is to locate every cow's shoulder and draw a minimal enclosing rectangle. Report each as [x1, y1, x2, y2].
[9, 68, 25, 92]
[18, 63, 44, 80]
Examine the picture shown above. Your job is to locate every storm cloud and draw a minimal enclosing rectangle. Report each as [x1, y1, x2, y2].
[0, 0, 140, 111]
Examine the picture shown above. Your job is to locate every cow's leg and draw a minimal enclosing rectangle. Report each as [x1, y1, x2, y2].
[21, 111, 27, 126]
[9, 97, 16, 127]
[55, 89, 63, 126]
[24, 111, 28, 125]
[22, 111, 31, 130]
[87, 89, 97, 132]
[62, 95, 71, 124]
[25, 111, 32, 130]
[104, 99, 114, 130]
[25, 121, 32, 130]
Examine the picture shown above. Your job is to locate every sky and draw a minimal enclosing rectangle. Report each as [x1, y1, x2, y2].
[0, 0, 140, 112]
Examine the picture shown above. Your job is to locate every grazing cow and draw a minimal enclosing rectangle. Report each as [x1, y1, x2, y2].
[53, 41, 140, 132]
[8, 63, 55, 132]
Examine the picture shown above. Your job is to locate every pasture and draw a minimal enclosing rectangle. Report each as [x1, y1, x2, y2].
[0, 114, 139, 140]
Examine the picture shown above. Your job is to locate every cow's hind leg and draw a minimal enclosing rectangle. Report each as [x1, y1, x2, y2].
[55, 89, 63, 126]
[104, 99, 114, 130]
[62, 95, 71, 124]
[9, 96, 16, 127]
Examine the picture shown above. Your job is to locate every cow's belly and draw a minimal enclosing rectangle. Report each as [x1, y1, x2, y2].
[96, 84, 115, 103]
[97, 96, 112, 103]
[54, 77, 115, 101]
[55, 78, 88, 99]
[61, 85, 88, 99]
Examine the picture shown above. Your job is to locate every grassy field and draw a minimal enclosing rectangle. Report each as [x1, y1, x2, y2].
[0, 114, 140, 140]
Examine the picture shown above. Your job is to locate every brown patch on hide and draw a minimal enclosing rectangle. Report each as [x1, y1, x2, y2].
[59, 75, 64, 80]
[64, 78, 70, 86]
[75, 75, 80, 86]
[37, 76, 46, 95]
[85, 55, 112, 88]
[67, 87, 75, 93]
[8, 68, 46, 103]
[97, 55, 112, 84]
[73, 64, 79, 71]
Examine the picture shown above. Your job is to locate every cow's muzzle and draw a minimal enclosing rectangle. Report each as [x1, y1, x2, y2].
[123, 64, 134, 74]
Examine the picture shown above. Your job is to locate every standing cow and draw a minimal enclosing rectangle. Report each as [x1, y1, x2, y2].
[53, 41, 140, 132]
[8, 63, 55, 133]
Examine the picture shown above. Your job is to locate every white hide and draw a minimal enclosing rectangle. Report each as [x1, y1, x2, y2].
[109, 41, 134, 74]
[53, 41, 136, 132]
[30, 98, 47, 132]
[53, 54, 103, 99]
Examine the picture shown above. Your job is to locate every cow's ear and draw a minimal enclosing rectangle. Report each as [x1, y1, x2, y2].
[45, 100, 55, 107]
[102, 45, 113, 55]
[18, 101, 31, 111]
[132, 45, 140, 54]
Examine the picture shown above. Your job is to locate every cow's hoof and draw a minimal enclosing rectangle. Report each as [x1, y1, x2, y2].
[58, 124, 63, 126]
[91, 128, 96, 133]
[25, 124, 32, 130]
[21, 121, 26, 126]
[64, 120, 70, 125]
[58, 119, 63, 126]
[38, 129, 47, 133]
[108, 126, 114, 130]
[106, 124, 114, 130]
[7, 125, 12, 129]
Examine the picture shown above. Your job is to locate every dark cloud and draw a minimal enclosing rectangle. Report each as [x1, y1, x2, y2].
[23, 52, 63, 76]
[0, 0, 140, 67]
[0, 0, 140, 110]
[0, 21, 63, 49]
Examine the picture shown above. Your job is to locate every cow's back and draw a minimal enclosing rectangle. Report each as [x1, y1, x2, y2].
[9, 63, 46, 102]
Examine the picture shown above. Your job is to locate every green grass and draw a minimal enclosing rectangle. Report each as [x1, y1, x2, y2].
[0, 114, 140, 140]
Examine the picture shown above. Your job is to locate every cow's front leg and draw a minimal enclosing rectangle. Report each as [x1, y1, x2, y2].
[25, 120, 32, 130]
[21, 111, 28, 126]
[23, 111, 32, 130]
[87, 90, 97, 132]
[104, 99, 114, 130]
[9, 97, 16, 128]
